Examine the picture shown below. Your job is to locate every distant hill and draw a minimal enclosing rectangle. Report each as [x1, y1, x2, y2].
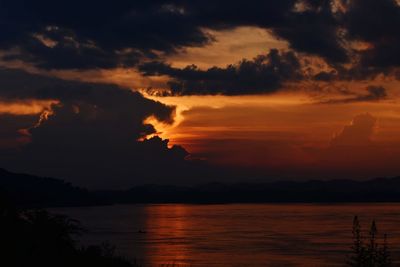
[114, 177, 400, 203]
[0, 168, 103, 208]
[2, 167, 400, 207]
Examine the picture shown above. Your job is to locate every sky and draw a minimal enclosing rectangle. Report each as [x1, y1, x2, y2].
[1, 0, 400, 189]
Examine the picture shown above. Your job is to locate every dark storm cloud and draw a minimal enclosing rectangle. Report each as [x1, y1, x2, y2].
[310, 0, 400, 81]
[0, 0, 400, 93]
[0, 114, 36, 149]
[315, 0, 400, 81]
[274, 0, 348, 64]
[0, 0, 211, 69]
[0, 0, 346, 70]
[344, 0, 400, 69]
[0, 67, 173, 122]
[0, 68, 200, 188]
[139, 49, 303, 95]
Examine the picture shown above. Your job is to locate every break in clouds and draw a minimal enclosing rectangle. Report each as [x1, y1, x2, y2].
[1, 0, 400, 187]
[1, 0, 400, 95]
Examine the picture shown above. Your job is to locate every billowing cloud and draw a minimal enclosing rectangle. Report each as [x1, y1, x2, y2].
[0, 1, 392, 69]
[344, 0, 400, 70]
[139, 49, 302, 95]
[159, 103, 400, 180]
[274, 0, 348, 64]
[0, 0, 399, 96]
[0, 1, 211, 69]
[0, 68, 198, 188]
[2, 1, 400, 187]
[330, 113, 377, 147]
[310, 113, 398, 179]
[0, 0, 293, 70]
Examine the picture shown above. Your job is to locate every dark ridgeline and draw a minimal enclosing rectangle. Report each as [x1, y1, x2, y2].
[2, 167, 400, 208]
[0, 197, 138, 267]
[347, 216, 391, 267]
[116, 178, 400, 204]
[0, 168, 105, 208]
[1, 167, 399, 267]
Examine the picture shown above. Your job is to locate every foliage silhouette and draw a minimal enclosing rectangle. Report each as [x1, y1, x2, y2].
[347, 216, 391, 267]
[0, 197, 138, 267]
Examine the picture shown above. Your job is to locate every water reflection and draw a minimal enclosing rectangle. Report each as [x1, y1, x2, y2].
[51, 204, 400, 267]
[144, 205, 192, 266]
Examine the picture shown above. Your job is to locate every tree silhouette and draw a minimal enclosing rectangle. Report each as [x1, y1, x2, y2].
[347, 216, 391, 267]
[377, 234, 391, 267]
[0, 196, 138, 267]
[347, 216, 366, 267]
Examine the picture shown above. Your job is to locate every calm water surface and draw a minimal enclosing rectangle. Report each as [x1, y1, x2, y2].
[51, 204, 400, 267]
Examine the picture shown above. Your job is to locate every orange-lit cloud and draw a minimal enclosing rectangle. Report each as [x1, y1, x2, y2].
[331, 113, 376, 146]
[167, 27, 288, 69]
[2, 0, 400, 187]
[0, 99, 58, 115]
[141, 89, 400, 179]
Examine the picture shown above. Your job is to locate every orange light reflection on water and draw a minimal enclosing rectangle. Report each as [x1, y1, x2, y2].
[144, 205, 192, 267]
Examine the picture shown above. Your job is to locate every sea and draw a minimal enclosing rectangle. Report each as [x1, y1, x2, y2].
[50, 203, 400, 267]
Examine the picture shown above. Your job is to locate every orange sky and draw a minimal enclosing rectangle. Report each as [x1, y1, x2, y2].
[3, 25, 400, 180]
[141, 91, 400, 178]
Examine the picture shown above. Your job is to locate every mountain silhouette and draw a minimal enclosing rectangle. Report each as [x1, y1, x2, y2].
[2, 167, 400, 207]
[0, 168, 102, 208]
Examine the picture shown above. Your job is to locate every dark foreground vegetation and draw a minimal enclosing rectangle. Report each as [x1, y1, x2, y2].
[347, 216, 391, 267]
[0, 188, 397, 267]
[0, 197, 138, 267]
[3, 167, 400, 208]
[1, 167, 399, 266]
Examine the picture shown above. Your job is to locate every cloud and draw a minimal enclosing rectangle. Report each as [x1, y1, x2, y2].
[0, 1, 292, 70]
[319, 86, 388, 104]
[0, 67, 175, 138]
[0, 68, 199, 188]
[315, 0, 400, 81]
[139, 49, 303, 95]
[0, 0, 399, 89]
[274, 0, 348, 64]
[0, 114, 36, 149]
[344, 0, 400, 69]
[0, 0, 345, 70]
[0, 1, 211, 69]
[307, 112, 397, 178]
[330, 113, 377, 147]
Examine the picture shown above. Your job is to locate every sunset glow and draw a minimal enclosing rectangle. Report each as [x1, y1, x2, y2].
[0, 100, 58, 115]
[1, 0, 400, 186]
[4, 2, 400, 267]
